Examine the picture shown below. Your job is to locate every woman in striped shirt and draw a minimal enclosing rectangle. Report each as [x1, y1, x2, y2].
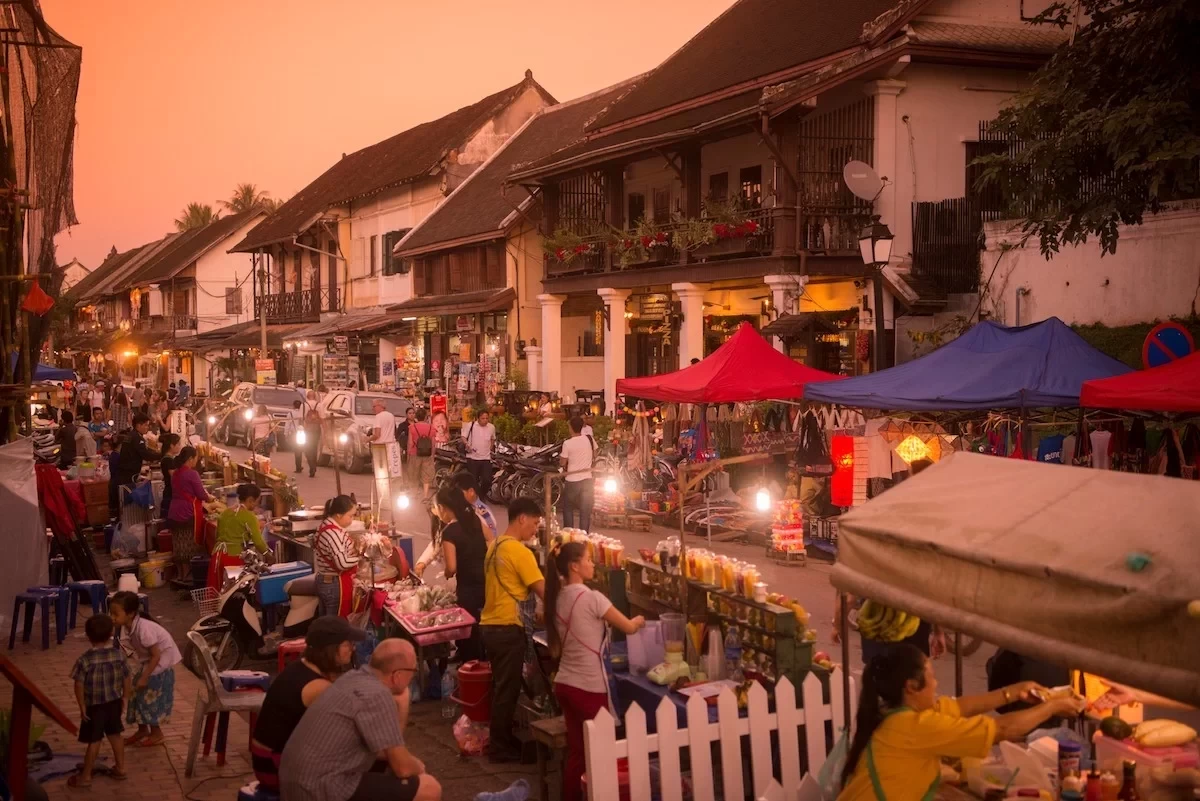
[314, 495, 359, 618]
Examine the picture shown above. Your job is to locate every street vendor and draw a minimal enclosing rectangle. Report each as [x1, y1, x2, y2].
[167, 446, 213, 565]
[838, 644, 1087, 801]
[432, 485, 487, 662]
[208, 483, 270, 589]
[315, 495, 359, 618]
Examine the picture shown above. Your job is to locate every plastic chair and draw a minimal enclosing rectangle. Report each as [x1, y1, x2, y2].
[276, 638, 305, 674]
[66, 580, 109, 628]
[8, 592, 57, 650]
[184, 630, 264, 777]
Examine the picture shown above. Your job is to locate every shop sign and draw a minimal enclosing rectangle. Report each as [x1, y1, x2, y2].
[430, 393, 447, 416]
[255, 358, 275, 371]
[333, 335, 349, 355]
[255, 357, 276, 386]
[455, 315, 473, 332]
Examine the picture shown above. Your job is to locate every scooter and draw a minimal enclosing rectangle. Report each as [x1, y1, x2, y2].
[185, 550, 319, 673]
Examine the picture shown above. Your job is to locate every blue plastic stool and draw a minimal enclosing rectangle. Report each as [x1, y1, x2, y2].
[48, 556, 68, 586]
[67, 580, 109, 628]
[8, 592, 57, 650]
[237, 780, 279, 801]
[25, 587, 67, 644]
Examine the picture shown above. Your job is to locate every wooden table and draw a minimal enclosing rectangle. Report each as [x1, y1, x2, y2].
[530, 716, 567, 801]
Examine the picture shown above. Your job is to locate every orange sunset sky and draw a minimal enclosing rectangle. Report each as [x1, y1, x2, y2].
[45, 0, 738, 269]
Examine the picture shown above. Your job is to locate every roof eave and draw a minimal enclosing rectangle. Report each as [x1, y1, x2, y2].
[395, 230, 505, 259]
[230, 211, 325, 253]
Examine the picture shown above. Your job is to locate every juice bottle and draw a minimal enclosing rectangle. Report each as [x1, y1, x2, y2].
[722, 559, 736, 592]
[743, 564, 759, 596]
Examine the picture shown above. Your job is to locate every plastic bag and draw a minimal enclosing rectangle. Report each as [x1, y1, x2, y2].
[129, 480, 154, 508]
[453, 713, 489, 756]
[110, 524, 143, 558]
[816, 726, 850, 801]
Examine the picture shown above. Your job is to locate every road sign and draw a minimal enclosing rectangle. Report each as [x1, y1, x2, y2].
[1142, 322, 1195, 369]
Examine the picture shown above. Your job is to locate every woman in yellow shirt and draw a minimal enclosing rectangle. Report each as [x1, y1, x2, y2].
[838, 644, 1085, 801]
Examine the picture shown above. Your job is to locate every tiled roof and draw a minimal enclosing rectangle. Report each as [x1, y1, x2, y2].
[66, 245, 147, 303]
[232, 74, 557, 253]
[586, 0, 899, 132]
[88, 235, 182, 298]
[388, 287, 515, 317]
[396, 80, 638, 256]
[117, 209, 265, 289]
[905, 21, 1067, 54]
[508, 90, 763, 181]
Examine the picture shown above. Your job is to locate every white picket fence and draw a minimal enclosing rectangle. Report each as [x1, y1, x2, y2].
[584, 668, 857, 801]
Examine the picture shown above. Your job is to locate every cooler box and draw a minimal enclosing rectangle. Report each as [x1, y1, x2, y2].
[257, 561, 313, 606]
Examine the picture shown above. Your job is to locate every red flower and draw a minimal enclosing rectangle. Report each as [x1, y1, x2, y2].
[655, 231, 668, 243]
[713, 223, 729, 239]
[573, 244, 588, 254]
[743, 220, 759, 234]
[555, 248, 566, 261]
[640, 235, 653, 248]
[623, 239, 634, 250]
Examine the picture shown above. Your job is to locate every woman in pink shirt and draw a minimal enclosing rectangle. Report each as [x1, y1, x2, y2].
[166, 446, 212, 553]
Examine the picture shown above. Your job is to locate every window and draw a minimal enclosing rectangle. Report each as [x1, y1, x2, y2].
[627, 193, 646, 224]
[708, 172, 729, 203]
[652, 188, 670, 224]
[965, 140, 1009, 218]
[740, 166, 762, 208]
[369, 235, 377, 276]
[225, 287, 242, 315]
[381, 229, 412, 275]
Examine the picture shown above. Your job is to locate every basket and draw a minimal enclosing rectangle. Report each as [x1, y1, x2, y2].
[191, 586, 219, 617]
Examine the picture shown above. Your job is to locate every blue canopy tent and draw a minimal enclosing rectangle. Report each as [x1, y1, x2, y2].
[8, 355, 76, 382]
[803, 318, 1132, 410]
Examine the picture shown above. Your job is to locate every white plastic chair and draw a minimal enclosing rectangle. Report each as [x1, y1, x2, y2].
[184, 630, 266, 777]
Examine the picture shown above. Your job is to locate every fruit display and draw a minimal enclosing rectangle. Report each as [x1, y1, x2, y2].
[1134, 720, 1197, 748]
[856, 600, 921, 642]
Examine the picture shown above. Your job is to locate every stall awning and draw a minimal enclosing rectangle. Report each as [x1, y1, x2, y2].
[760, 310, 856, 338]
[218, 323, 311, 349]
[8, 356, 75, 382]
[831, 452, 1200, 705]
[1081, 351, 1200, 413]
[387, 287, 515, 319]
[804, 317, 1131, 410]
[616, 321, 843, 403]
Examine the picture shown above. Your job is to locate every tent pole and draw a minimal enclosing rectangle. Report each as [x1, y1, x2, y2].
[840, 593, 851, 718]
[679, 461, 688, 627]
[954, 630, 964, 696]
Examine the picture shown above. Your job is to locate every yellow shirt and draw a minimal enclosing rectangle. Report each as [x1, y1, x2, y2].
[214, 507, 267, 556]
[480, 536, 543, 627]
[838, 697, 996, 801]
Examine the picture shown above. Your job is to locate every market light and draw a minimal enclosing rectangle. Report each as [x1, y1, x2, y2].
[755, 487, 771, 512]
[402, 316, 417, 322]
[603, 477, 618, 495]
[858, 215, 894, 267]
[207, 415, 216, 425]
[395, 493, 411, 510]
[338, 432, 348, 444]
[895, 434, 930, 464]
[295, 429, 307, 445]
[243, 408, 254, 420]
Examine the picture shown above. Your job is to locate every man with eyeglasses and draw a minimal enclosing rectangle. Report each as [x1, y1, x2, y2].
[280, 639, 441, 801]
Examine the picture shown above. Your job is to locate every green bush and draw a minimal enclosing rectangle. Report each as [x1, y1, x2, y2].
[590, 415, 614, 443]
[550, 419, 571, 442]
[1073, 318, 1200, 368]
[519, 422, 541, 445]
[493, 413, 522, 443]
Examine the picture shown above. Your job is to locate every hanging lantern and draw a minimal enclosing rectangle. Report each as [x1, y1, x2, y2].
[895, 434, 930, 464]
[830, 434, 855, 507]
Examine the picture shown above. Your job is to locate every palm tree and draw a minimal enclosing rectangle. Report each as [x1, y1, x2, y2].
[174, 202, 219, 231]
[222, 183, 277, 214]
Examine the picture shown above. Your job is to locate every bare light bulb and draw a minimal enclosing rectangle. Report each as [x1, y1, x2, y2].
[755, 488, 771, 512]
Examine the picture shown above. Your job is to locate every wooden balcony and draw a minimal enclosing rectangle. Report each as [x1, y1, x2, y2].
[799, 207, 871, 256]
[136, 314, 197, 333]
[254, 286, 340, 324]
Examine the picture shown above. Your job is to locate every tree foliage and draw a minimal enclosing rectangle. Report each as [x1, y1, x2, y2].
[221, 183, 278, 214]
[974, 0, 1200, 257]
[174, 202, 219, 231]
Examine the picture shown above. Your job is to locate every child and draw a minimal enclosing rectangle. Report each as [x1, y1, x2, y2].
[109, 591, 181, 746]
[68, 614, 130, 788]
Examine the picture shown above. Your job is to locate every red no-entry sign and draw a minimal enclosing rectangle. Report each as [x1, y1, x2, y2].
[1142, 322, 1195, 369]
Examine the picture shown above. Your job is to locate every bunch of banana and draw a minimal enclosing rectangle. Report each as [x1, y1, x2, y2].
[857, 600, 922, 642]
[1135, 719, 1197, 748]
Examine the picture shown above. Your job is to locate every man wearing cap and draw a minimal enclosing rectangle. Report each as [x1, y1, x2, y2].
[281, 638, 441, 801]
[251, 616, 365, 793]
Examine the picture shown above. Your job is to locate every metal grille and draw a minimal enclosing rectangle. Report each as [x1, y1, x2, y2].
[911, 198, 982, 295]
[557, 171, 607, 234]
[798, 97, 875, 252]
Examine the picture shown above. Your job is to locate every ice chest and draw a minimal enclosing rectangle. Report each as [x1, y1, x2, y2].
[257, 561, 313, 605]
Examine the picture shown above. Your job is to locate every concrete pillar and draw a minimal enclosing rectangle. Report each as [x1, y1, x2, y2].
[763, 275, 808, 353]
[597, 287, 631, 416]
[537, 293, 566, 398]
[671, 282, 709, 368]
[864, 79, 906, 259]
[524, 346, 542, 391]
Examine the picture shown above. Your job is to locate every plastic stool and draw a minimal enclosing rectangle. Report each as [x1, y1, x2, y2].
[9, 592, 56, 650]
[276, 638, 306, 674]
[48, 556, 68, 586]
[67, 580, 108, 628]
[25, 587, 67, 645]
[237, 780, 279, 801]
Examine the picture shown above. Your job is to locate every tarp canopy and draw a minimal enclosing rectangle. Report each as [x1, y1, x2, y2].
[0, 440, 48, 621]
[7, 355, 75, 381]
[831, 452, 1200, 705]
[1080, 351, 1200, 413]
[615, 322, 843, 403]
[804, 318, 1131, 410]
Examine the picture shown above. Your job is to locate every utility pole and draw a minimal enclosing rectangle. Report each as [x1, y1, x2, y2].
[258, 252, 268, 356]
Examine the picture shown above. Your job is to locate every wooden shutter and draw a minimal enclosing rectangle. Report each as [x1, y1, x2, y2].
[485, 244, 503, 288]
[448, 252, 463, 292]
[413, 259, 427, 297]
[433, 254, 449, 295]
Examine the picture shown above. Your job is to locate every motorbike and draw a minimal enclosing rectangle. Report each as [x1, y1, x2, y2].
[185, 550, 319, 673]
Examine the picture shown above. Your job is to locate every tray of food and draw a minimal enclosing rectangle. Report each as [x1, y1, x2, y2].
[392, 606, 476, 646]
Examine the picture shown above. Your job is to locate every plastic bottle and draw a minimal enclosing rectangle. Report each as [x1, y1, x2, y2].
[724, 628, 743, 682]
[441, 666, 458, 719]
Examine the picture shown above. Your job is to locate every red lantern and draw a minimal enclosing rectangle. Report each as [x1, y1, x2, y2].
[830, 434, 855, 507]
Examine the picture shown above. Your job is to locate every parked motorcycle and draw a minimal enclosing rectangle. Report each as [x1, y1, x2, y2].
[185, 550, 318, 673]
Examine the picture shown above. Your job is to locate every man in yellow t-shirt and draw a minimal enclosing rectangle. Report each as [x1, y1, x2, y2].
[480, 497, 545, 764]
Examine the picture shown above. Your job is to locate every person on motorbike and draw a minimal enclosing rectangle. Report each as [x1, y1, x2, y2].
[209, 484, 270, 590]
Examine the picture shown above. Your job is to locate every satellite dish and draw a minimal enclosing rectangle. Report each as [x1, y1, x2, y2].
[843, 161, 884, 202]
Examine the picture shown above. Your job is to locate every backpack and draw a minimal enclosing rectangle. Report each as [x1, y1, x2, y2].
[415, 423, 433, 458]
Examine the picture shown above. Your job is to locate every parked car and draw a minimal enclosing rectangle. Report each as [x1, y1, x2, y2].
[316, 389, 412, 473]
[211, 382, 306, 449]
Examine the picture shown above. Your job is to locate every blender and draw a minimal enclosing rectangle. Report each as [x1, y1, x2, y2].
[648, 612, 692, 685]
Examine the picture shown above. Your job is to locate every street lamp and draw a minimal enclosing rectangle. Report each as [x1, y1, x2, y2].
[859, 215, 894, 372]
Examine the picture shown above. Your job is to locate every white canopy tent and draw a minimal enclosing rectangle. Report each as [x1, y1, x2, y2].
[0, 439, 48, 623]
[831, 452, 1200, 706]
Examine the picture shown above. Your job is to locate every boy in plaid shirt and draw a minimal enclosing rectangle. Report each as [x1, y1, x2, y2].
[68, 614, 130, 788]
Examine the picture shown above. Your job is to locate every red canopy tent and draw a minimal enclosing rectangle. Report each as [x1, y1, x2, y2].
[615, 322, 843, 403]
[1080, 351, 1200, 412]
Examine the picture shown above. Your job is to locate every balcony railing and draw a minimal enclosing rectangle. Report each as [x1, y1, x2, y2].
[799, 207, 872, 255]
[136, 315, 197, 333]
[545, 207, 784, 279]
[254, 286, 339, 323]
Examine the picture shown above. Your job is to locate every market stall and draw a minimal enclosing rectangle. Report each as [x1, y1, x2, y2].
[1080, 350, 1200, 413]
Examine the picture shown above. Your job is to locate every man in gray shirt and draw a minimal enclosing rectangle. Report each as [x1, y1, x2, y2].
[280, 639, 441, 801]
